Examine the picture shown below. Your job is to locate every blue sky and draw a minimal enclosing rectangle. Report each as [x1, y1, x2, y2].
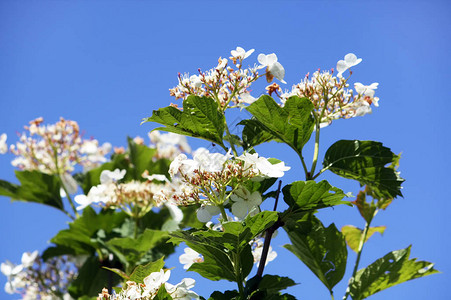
[0, 1, 450, 299]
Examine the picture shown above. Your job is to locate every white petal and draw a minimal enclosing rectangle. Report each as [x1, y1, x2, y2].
[257, 53, 267, 66]
[232, 201, 248, 219]
[197, 207, 212, 223]
[266, 53, 278, 65]
[336, 60, 348, 74]
[268, 61, 286, 83]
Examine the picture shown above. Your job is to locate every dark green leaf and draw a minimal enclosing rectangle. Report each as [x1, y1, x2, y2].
[259, 275, 297, 292]
[284, 215, 347, 291]
[323, 140, 404, 199]
[129, 257, 165, 284]
[143, 95, 226, 146]
[48, 207, 127, 256]
[208, 290, 239, 300]
[169, 212, 278, 282]
[68, 255, 120, 298]
[0, 171, 63, 210]
[283, 180, 351, 211]
[341, 225, 386, 253]
[106, 229, 168, 266]
[154, 284, 173, 300]
[349, 246, 439, 300]
[245, 95, 314, 154]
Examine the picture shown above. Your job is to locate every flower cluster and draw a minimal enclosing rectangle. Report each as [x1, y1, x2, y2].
[97, 269, 198, 300]
[1, 251, 76, 299]
[8, 117, 111, 174]
[164, 148, 289, 221]
[169, 47, 286, 109]
[280, 53, 379, 126]
[74, 169, 181, 219]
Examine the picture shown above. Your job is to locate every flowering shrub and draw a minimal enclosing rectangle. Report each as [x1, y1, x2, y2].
[0, 48, 438, 299]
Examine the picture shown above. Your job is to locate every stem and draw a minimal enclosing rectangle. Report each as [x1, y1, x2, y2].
[256, 181, 283, 277]
[58, 174, 80, 218]
[235, 252, 245, 297]
[297, 151, 310, 179]
[309, 123, 321, 179]
[218, 204, 228, 222]
[342, 215, 374, 300]
[330, 291, 335, 300]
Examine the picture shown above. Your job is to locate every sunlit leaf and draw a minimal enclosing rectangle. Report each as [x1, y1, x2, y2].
[244, 95, 314, 154]
[341, 225, 386, 252]
[349, 246, 439, 300]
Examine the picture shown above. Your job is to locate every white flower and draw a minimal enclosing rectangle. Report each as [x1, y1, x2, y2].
[21, 251, 38, 268]
[142, 269, 171, 297]
[100, 169, 126, 184]
[197, 205, 221, 223]
[253, 242, 277, 267]
[1, 261, 23, 277]
[231, 47, 255, 60]
[74, 195, 91, 211]
[166, 203, 184, 223]
[239, 153, 290, 178]
[336, 53, 362, 76]
[257, 53, 286, 84]
[354, 82, 378, 98]
[60, 173, 79, 198]
[179, 248, 203, 270]
[0, 133, 7, 154]
[166, 278, 199, 300]
[238, 92, 257, 108]
[354, 101, 372, 117]
[230, 188, 262, 219]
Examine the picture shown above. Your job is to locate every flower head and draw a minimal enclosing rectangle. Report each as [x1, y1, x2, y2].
[257, 53, 286, 84]
[336, 53, 362, 76]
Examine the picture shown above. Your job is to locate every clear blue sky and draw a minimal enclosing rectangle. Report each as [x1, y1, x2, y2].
[0, 1, 449, 299]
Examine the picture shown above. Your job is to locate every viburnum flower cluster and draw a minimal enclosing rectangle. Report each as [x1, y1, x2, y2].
[74, 169, 181, 220]
[163, 147, 289, 221]
[97, 269, 198, 300]
[1, 251, 76, 299]
[280, 53, 379, 126]
[169, 47, 286, 110]
[8, 117, 111, 174]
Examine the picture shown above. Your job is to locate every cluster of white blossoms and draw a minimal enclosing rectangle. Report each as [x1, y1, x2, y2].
[163, 148, 289, 222]
[148, 131, 191, 160]
[7, 117, 111, 174]
[1, 251, 75, 299]
[280, 53, 379, 126]
[97, 269, 198, 300]
[74, 169, 182, 220]
[251, 238, 277, 267]
[169, 47, 286, 109]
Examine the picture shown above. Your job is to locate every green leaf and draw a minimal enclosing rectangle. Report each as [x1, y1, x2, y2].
[349, 246, 439, 300]
[245, 95, 314, 155]
[283, 215, 347, 291]
[106, 229, 169, 266]
[341, 225, 386, 253]
[143, 95, 226, 147]
[239, 118, 274, 149]
[258, 275, 297, 293]
[208, 290, 239, 300]
[323, 140, 404, 199]
[48, 207, 127, 256]
[129, 257, 165, 284]
[68, 255, 120, 298]
[127, 137, 171, 181]
[169, 212, 278, 282]
[154, 284, 173, 300]
[282, 180, 351, 211]
[0, 171, 63, 210]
